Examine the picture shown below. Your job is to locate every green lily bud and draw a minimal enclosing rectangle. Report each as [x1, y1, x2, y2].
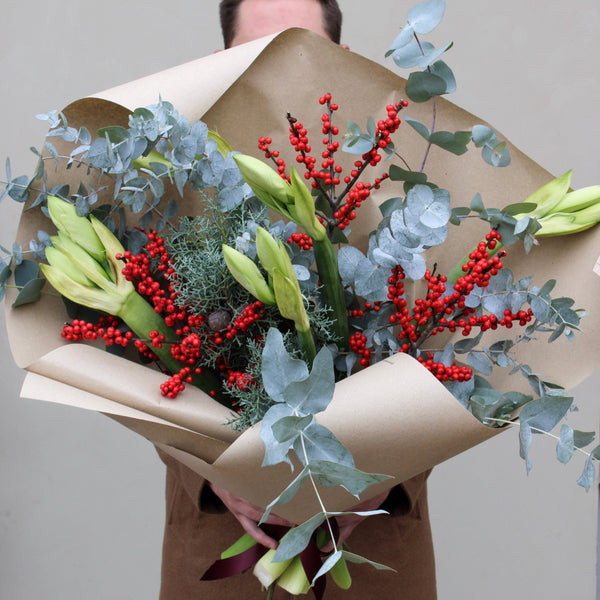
[513, 170, 573, 220]
[275, 556, 311, 595]
[40, 263, 126, 315]
[552, 185, 600, 214]
[233, 154, 294, 217]
[330, 554, 352, 590]
[255, 227, 290, 279]
[272, 268, 310, 333]
[253, 549, 294, 589]
[46, 195, 106, 263]
[535, 201, 600, 237]
[89, 215, 131, 288]
[289, 168, 326, 241]
[511, 171, 600, 237]
[50, 232, 116, 291]
[208, 131, 233, 156]
[44, 246, 94, 287]
[222, 244, 276, 305]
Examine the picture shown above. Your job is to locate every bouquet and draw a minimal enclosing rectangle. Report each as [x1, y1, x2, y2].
[3, 1, 600, 597]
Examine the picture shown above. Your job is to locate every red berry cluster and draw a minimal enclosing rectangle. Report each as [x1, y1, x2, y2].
[160, 366, 195, 399]
[287, 232, 313, 251]
[61, 317, 133, 347]
[349, 331, 371, 367]
[257, 94, 407, 232]
[416, 352, 472, 383]
[351, 229, 535, 383]
[60, 231, 270, 401]
[226, 369, 255, 391]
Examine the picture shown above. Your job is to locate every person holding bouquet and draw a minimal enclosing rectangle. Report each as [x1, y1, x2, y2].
[156, 1, 437, 598]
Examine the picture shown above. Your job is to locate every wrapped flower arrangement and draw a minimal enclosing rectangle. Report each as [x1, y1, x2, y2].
[2, 1, 600, 597]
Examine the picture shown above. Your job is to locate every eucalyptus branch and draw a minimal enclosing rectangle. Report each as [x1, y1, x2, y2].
[298, 432, 338, 552]
[488, 417, 598, 462]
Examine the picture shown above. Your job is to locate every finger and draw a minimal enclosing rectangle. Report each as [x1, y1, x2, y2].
[238, 514, 279, 550]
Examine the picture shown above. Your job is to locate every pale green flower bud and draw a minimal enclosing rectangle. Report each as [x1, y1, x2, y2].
[44, 246, 94, 287]
[252, 549, 294, 589]
[46, 195, 106, 263]
[552, 185, 600, 214]
[255, 227, 289, 278]
[289, 168, 326, 241]
[233, 154, 294, 217]
[272, 268, 310, 333]
[536, 202, 600, 237]
[520, 170, 573, 219]
[222, 244, 276, 305]
[40, 263, 125, 315]
[275, 556, 311, 595]
[50, 232, 115, 291]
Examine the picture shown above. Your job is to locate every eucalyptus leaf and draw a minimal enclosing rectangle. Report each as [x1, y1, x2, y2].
[273, 514, 325, 562]
[12, 277, 46, 307]
[308, 459, 391, 496]
[261, 466, 310, 522]
[577, 455, 596, 492]
[295, 422, 354, 467]
[556, 424, 574, 464]
[407, 0, 446, 33]
[261, 328, 309, 402]
[406, 71, 448, 102]
[341, 550, 395, 571]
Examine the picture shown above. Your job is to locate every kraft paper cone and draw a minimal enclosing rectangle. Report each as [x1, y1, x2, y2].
[7, 29, 600, 521]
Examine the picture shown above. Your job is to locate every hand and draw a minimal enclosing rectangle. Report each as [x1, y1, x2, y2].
[208, 482, 294, 550]
[321, 489, 390, 553]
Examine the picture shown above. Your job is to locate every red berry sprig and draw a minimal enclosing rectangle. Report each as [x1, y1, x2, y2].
[256, 94, 408, 233]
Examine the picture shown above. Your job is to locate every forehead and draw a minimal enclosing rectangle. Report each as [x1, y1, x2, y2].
[232, 0, 329, 46]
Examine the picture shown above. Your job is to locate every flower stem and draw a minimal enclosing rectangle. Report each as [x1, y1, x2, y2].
[312, 237, 349, 350]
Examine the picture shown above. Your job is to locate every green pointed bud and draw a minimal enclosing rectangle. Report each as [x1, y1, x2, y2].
[233, 154, 294, 216]
[289, 168, 326, 241]
[46, 196, 106, 262]
[44, 246, 94, 287]
[330, 554, 352, 590]
[255, 227, 289, 278]
[222, 244, 276, 305]
[208, 131, 233, 156]
[51, 232, 115, 291]
[513, 170, 573, 220]
[252, 549, 294, 589]
[537, 202, 600, 237]
[132, 150, 173, 173]
[275, 556, 311, 595]
[552, 185, 600, 214]
[89, 215, 129, 287]
[272, 268, 310, 333]
[40, 263, 125, 315]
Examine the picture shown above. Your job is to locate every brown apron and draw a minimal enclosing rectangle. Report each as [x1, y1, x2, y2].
[157, 449, 436, 599]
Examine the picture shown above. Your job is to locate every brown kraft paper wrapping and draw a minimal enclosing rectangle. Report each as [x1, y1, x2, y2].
[8, 29, 600, 522]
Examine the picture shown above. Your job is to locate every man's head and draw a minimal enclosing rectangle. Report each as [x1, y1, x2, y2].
[220, 0, 342, 48]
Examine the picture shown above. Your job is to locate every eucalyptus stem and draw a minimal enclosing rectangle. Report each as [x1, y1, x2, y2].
[312, 237, 349, 350]
[266, 582, 276, 600]
[488, 417, 597, 461]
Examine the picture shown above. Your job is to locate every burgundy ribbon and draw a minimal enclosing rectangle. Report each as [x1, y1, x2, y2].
[201, 521, 339, 600]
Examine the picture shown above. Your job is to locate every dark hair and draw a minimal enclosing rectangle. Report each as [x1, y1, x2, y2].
[219, 0, 342, 48]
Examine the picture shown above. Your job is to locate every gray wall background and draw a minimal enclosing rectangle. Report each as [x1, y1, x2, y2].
[1, 1, 598, 598]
